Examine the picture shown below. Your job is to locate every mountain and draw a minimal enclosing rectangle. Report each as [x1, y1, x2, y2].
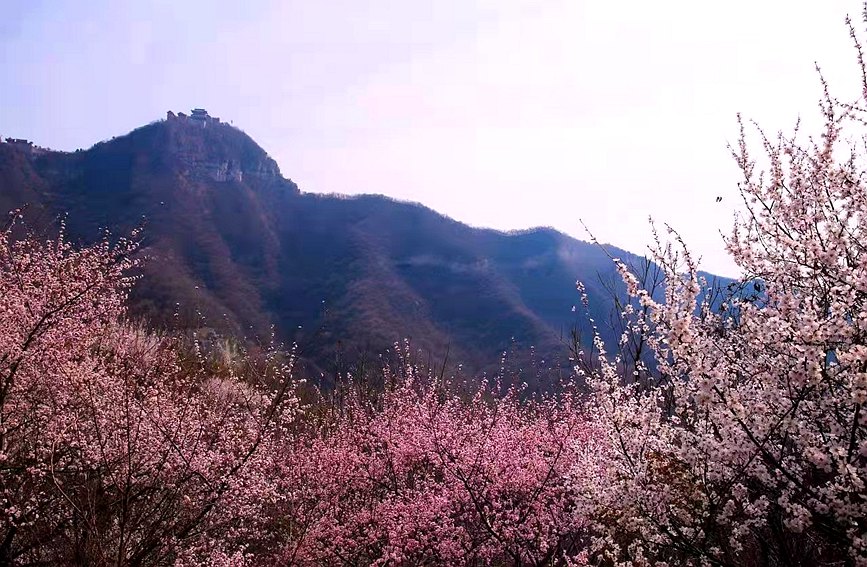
[0, 111, 650, 381]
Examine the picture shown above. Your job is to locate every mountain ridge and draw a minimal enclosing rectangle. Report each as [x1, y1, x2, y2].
[0, 111, 648, 380]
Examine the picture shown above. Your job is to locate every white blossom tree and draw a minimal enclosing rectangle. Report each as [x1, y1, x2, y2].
[574, 9, 867, 567]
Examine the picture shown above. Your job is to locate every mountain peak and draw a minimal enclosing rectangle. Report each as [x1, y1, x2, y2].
[155, 109, 282, 182]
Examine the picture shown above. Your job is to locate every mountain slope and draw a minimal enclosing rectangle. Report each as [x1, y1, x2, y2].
[0, 113, 644, 378]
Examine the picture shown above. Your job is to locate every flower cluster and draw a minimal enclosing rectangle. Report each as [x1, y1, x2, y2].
[575, 13, 867, 566]
[0, 220, 604, 565]
[0, 223, 298, 566]
[275, 364, 602, 565]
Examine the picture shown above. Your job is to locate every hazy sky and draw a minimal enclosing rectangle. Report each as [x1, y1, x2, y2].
[1, 0, 861, 275]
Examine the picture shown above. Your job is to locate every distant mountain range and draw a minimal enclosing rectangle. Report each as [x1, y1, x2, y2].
[0, 110, 659, 381]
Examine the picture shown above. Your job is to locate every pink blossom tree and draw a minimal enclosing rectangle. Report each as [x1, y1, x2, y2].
[274, 352, 603, 566]
[0, 219, 298, 566]
[574, 12, 867, 567]
[0, 217, 605, 565]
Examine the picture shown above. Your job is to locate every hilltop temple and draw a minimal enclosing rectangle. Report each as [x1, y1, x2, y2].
[166, 108, 221, 126]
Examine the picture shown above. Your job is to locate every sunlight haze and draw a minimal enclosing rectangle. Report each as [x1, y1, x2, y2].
[1, 0, 860, 276]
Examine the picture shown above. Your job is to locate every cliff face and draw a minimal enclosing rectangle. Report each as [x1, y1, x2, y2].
[0, 115, 635, 382]
[164, 112, 283, 183]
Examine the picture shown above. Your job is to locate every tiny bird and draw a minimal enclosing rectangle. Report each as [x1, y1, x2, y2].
[716, 196, 722, 202]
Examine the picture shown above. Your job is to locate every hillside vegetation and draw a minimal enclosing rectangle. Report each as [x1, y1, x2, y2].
[3, 8, 867, 567]
[0, 114, 641, 382]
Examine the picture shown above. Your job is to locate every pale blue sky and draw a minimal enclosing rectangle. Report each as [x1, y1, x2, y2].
[0, 0, 859, 275]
